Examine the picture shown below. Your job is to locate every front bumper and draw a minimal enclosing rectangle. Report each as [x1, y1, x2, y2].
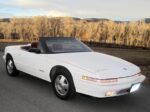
[77, 75, 145, 98]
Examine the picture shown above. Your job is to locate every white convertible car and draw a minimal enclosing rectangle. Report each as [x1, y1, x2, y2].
[3, 37, 145, 99]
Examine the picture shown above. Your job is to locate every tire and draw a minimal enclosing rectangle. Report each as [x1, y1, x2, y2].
[6, 56, 19, 76]
[52, 68, 76, 100]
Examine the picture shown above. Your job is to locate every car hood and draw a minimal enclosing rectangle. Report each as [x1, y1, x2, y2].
[47, 52, 140, 79]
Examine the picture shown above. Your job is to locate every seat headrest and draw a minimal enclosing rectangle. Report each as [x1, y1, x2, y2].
[31, 42, 38, 48]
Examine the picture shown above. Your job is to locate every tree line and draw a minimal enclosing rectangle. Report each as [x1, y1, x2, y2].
[0, 16, 150, 47]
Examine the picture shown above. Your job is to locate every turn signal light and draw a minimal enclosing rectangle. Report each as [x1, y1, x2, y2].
[82, 76, 118, 83]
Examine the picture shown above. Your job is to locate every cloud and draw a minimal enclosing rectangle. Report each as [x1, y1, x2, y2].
[0, 0, 63, 10]
[0, 0, 150, 20]
[46, 10, 71, 17]
[13, 0, 52, 9]
[10, 0, 65, 9]
[74, 10, 99, 16]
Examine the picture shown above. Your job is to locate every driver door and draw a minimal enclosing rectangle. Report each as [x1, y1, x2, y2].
[16, 50, 50, 81]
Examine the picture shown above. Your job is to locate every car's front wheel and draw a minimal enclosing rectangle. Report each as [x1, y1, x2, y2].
[6, 56, 19, 76]
[52, 69, 76, 99]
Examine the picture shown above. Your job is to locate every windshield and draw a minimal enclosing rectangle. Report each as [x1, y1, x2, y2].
[45, 38, 92, 53]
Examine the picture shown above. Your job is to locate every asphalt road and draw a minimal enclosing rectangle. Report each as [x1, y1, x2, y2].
[0, 52, 150, 112]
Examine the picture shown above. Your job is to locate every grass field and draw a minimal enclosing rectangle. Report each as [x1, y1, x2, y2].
[92, 47, 150, 84]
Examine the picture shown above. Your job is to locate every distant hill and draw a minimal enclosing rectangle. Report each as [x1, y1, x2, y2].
[0, 17, 150, 24]
[144, 18, 150, 23]
[114, 20, 129, 23]
[83, 18, 110, 22]
[0, 18, 10, 22]
[72, 17, 81, 21]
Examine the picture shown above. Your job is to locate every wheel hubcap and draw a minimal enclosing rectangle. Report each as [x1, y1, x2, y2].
[55, 75, 69, 96]
[7, 60, 14, 74]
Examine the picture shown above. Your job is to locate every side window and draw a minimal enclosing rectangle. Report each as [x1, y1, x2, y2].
[38, 42, 44, 53]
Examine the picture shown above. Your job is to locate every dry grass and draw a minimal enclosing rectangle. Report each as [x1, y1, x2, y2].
[0, 17, 150, 47]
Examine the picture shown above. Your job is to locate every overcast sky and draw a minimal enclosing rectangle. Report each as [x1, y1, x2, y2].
[0, 0, 149, 20]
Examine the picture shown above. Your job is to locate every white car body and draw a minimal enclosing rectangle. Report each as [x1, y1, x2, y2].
[3, 44, 145, 98]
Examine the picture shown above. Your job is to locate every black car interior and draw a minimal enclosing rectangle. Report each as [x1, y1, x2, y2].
[21, 41, 63, 53]
[21, 39, 47, 54]
[21, 42, 40, 52]
[21, 37, 92, 54]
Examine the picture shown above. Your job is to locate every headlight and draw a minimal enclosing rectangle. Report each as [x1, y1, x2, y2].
[82, 76, 118, 83]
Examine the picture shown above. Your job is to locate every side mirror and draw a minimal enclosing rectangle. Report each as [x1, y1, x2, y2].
[29, 48, 41, 54]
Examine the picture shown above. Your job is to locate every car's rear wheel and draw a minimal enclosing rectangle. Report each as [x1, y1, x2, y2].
[52, 69, 76, 100]
[6, 56, 19, 76]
